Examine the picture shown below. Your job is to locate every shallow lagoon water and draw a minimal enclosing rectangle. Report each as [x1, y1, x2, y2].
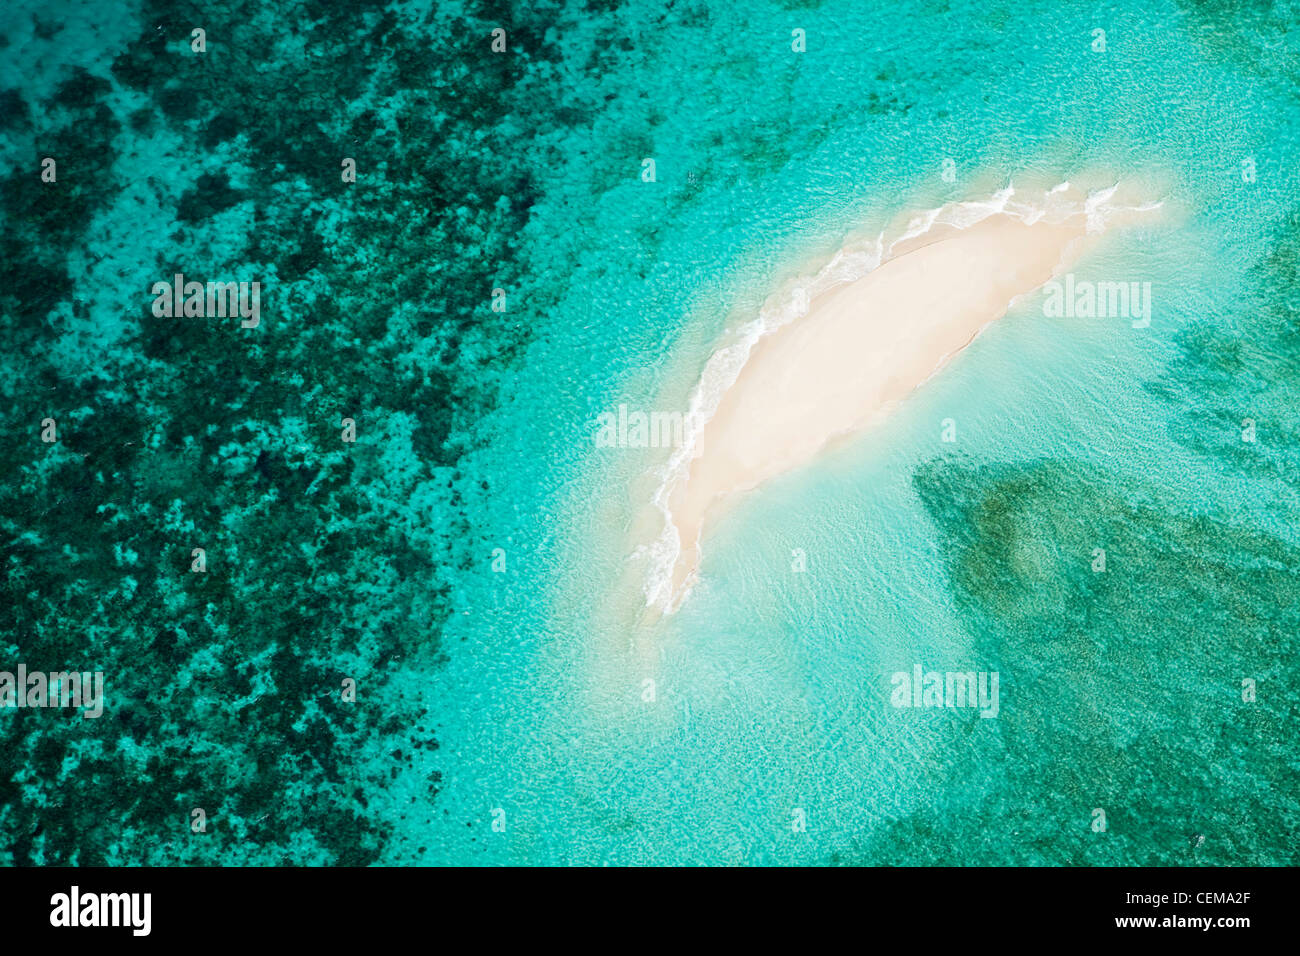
[1, 0, 1296, 865]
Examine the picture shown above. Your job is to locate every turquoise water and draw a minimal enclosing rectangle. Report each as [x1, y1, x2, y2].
[1, 0, 1297, 865]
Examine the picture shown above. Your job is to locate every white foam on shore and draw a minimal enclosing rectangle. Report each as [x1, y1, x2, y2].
[636, 181, 1162, 614]
[633, 232, 885, 612]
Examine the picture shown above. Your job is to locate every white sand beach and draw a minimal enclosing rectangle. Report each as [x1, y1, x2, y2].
[649, 182, 1163, 613]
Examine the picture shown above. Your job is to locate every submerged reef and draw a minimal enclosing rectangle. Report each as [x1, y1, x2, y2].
[879, 456, 1300, 865]
[0, 0, 547, 864]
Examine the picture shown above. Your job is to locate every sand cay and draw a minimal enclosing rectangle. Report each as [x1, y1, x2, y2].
[648, 181, 1163, 613]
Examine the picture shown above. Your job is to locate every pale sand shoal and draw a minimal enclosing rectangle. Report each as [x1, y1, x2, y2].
[660, 199, 1159, 611]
